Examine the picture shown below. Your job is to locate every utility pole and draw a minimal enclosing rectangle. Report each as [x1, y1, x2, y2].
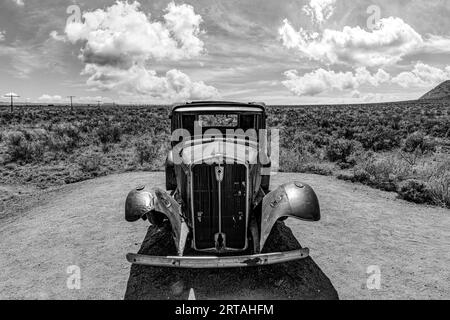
[97, 100, 102, 108]
[4, 93, 20, 113]
[67, 95, 76, 111]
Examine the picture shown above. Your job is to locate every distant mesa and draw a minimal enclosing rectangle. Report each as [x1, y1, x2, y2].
[420, 80, 450, 101]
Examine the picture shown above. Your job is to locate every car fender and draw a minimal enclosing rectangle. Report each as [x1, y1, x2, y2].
[125, 186, 189, 256]
[259, 182, 320, 252]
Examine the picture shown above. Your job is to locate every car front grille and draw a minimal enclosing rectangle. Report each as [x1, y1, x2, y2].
[191, 163, 248, 252]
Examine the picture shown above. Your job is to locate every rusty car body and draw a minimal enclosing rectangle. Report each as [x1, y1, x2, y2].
[125, 101, 320, 268]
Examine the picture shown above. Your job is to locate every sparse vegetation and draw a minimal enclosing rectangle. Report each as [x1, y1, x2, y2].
[0, 101, 449, 208]
[134, 135, 166, 169]
[398, 179, 433, 204]
[96, 122, 122, 145]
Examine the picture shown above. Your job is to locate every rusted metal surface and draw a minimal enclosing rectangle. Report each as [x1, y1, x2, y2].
[125, 186, 189, 256]
[260, 182, 320, 251]
[126, 249, 309, 269]
[125, 101, 321, 269]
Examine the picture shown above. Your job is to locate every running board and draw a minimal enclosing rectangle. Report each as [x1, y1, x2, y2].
[126, 248, 309, 269]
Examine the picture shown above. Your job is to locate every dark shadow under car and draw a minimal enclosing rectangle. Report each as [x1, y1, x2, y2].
[124, 221, 339, 300]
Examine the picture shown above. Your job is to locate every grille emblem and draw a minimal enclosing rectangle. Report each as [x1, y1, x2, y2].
[215, 166, 224, 182]
[214, 233, 226, 251]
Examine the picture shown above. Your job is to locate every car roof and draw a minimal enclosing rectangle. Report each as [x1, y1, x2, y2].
[172, 101, 266, 113]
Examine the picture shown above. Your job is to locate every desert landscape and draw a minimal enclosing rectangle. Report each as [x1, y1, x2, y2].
[1, 83, 449, 217]
[0, 82, 449, 300]
[1, 0, 449, 304]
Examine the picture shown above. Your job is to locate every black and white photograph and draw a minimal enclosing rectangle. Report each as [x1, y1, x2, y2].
[0, 0, 449, 306]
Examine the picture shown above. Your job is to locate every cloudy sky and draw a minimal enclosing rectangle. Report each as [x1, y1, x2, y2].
[0, 0, 449, 105]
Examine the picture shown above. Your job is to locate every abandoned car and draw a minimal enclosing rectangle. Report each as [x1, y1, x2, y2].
[125, 101, 320, 268]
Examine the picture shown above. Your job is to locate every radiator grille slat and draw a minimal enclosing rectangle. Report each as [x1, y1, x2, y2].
[192, 165, 219, 250]
[221, 164, 247, 249]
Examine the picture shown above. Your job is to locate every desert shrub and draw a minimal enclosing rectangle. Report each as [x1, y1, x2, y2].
[355, 127, 400, 151]
[48, 123, 82, 152]
[402, 131, 436, 154]
[287, 132, 329, 150]
[326, 139, 362, 167]
[363, 154, 411, 181]
[361, 159, 393, 181]
[427, 160, 450, 208]
[353, 154, 411, 192]
[398, 179, 433, 204]
[352, 169, 371, 183]
[428, 176, 450, 208]
[280, 149, 302, 172]
[301, 163, 333, 176]
[78, 153, 103, 173]
[6, 131, 45, 163]
[48, 135, 75, 153]
[53, 123, 81, 141]
[280, 148, 332, 175]
[96, 123, 122, 145]
[280, 146, 313, 172]
[101, 143, 112, 153]
[135, 138, 160, 166]
[338, 167, 379, 184]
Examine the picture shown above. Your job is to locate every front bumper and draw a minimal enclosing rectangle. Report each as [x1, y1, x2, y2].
[126, 248, 309, 269]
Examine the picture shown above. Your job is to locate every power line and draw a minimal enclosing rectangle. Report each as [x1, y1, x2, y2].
[4, 93, 20, 113]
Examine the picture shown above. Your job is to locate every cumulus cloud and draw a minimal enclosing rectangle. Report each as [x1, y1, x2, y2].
[392, 62, 450, 88]
[279, 16, 450, 67]
[12, 0, 24, 6]
[3, 92, 19, 97]
[351, 90, 361, 99]
[303, 0, 336, 25]
[65, 1, 205, 64]
[62, 1, 218, 101]
[38, 94, 63, 102]
[83, 65, 218, 100]
[37, 95, 112, 104]
[0, 31, 5, 41]
[77, 96, 108, 104]
[282, 67, 390, 96]
[421, 35, 450, 54]
[49, 30, 66, 42]
[282, 62, 450, 96]
[362, 93, 384, 102]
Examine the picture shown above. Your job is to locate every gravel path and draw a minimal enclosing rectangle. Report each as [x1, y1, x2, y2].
[0, 172, 448, 299]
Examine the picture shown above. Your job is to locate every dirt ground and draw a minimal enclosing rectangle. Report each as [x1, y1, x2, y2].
[0, 172, 449, 300]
